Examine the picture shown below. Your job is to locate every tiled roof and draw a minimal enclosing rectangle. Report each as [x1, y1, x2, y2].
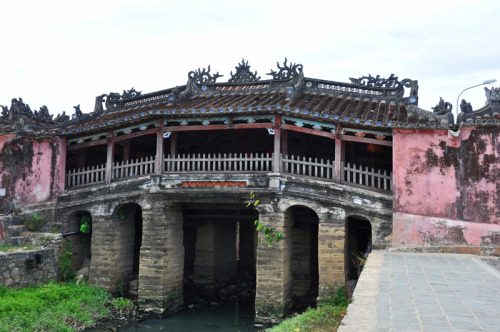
[457, 87, 500, 127]
[8, 59, 494, 136]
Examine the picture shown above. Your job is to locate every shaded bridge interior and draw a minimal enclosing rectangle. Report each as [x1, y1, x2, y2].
[182, 204, 259, 305]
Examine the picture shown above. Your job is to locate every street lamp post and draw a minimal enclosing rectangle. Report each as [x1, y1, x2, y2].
[456, 79, 497, 119]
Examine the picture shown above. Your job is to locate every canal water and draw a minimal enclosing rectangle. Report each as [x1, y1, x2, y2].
[119, 301, 264, 332]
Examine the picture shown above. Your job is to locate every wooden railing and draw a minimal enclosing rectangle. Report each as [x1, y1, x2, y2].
[65, 164, 106, 187]
[113, 156, 155, 180]
[341, 162, 392, 191]
[164, 153, 273, 173]
[282, 155, 335, 180]
[65, 154, 392, 193]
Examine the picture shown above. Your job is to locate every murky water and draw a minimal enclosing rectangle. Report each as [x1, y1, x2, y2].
[119, 301, 262, 332]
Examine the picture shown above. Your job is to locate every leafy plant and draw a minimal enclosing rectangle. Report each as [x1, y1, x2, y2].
[111, 297, 133, 314]
[117, 207, 125, 221]
[80, 216, 91, 234]
[58, 241, 75, 281]
[117, 279, 125, 297]
[25, 213, 46, 231]
[270, 286, 349, 332]
[247, 192, 283, 245]
[352, 251, 367, 268]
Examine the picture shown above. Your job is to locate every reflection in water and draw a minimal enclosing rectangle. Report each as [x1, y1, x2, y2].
[120, 301, 261, 332]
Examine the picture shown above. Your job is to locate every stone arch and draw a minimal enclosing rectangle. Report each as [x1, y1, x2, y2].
[344, 215, 372, 296]
[66, 210, 92, 275]
[113, 202, 143, 293]
[285, 205, 319, 311]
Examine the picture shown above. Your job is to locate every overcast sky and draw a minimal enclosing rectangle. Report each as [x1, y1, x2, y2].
[1, 0, 499, 120]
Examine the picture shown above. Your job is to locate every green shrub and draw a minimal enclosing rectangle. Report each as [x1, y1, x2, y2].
[0, 281, 111, 332]
[111, 297, 133, 314]
[270, 286, 350, 332]
[25, 214, 46, 231]
[58, 241, 75, 281]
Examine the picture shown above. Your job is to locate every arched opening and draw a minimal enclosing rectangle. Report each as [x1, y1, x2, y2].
[182, 204, 258, 306]
[66, 211, 92, 276]
[115, 203, 143, 295]
[286, 205, 319, 311]
[344, 216, 372, 297]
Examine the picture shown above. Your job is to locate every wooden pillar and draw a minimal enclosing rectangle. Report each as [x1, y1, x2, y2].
[281, 130, 288, 157]
[273, 115, 281, 173]
[170, 132, 178, 156]
[105, 132, 114, 184]
[155, 128, 164, 175]
[123, 141, 130, 162]
[334, 126, 344, 182]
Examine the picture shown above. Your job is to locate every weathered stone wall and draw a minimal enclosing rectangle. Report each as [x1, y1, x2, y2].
[0, 248, 57, 289]
[393, 127, 500, 249]
[255, 203, 292, 323]
[0, 135, 65, 207]
[138, 201, 184, 314]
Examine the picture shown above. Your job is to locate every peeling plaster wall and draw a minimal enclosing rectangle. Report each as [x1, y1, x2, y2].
[393, 127, 500, 247]
[0, 136, 65, 207]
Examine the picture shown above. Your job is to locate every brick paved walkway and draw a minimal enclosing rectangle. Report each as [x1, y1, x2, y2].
[339, 251, 500, 332]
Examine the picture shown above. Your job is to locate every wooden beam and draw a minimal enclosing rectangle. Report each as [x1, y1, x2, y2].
[113, 127, 158, 143]
[66, 138, 107, 152]
[339, 134, 393, 146]
[281, 123, 336, 140]
[163, 122, 274, 132]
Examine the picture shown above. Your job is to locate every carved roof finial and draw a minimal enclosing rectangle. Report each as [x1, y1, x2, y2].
[188, 65, 223, 84]
[229, 59, 260, 83]
[267, 58, 303, 80]
[431, 97, 452, 115]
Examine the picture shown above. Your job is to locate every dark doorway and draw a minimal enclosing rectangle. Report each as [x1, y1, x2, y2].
[182, 204, 258, 305]
[287, 206, 319, 311]
[67, 211, 92, 274]
[344, 216, 372, 296]
[115, 203, 143, 294]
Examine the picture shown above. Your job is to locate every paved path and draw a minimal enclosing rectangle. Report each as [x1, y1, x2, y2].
[339, 251, 500, 332]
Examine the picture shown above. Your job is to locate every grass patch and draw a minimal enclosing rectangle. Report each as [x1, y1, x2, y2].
[0, 281, 111, 332]
[268, 286, 349, 332]
[0, 244, 40, 252]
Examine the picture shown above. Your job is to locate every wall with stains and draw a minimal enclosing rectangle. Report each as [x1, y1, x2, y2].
[0, 135, 66, 207]
[393, 127, 500, 247]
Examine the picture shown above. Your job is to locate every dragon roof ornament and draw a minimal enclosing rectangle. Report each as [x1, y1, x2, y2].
[349, 74, 417, 99]
[228, 59, 261, 83]
[431, 97, 453, 115]
[485, 86, 500, 102]
[188, 65, 223, 85]
[267, 58, 303, 80]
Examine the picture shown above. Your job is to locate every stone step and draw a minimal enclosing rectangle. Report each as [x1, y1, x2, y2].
[2, 237, 27, 246]
[10, 225, 26, 237]
[8, 216, 23, 226]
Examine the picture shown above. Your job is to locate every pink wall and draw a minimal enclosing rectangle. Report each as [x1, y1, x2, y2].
[393, 127, 500, 247]
[393, 212, 500, 247]
[0, 136, 66, 207]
